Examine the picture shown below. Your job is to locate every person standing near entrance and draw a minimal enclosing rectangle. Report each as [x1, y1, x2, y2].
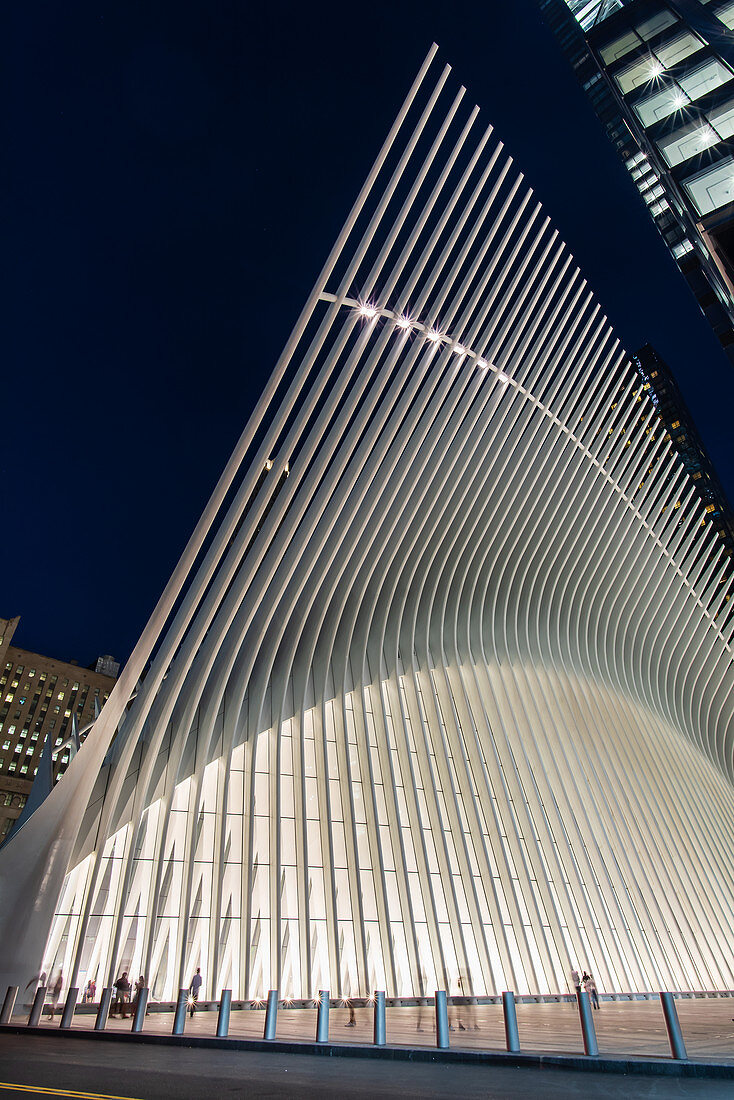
[111, 972, 131, 1018]
[189, 968, 202, 1018]
[584, 973, 599, 1009]
[133, 975, 146, 1016]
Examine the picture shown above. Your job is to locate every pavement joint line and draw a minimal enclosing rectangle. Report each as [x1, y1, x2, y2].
[2, 1024, 734, 1080]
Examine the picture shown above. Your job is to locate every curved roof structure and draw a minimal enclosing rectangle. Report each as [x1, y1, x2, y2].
[1, 46, 733, 1001]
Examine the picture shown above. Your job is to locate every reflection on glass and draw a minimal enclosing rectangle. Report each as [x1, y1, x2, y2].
[657, 121, 718, 166]
[683, 157, 734, 214]
[635, 10, 678, 41]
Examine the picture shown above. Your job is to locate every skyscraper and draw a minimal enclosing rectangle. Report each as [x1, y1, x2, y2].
[541, 0, 734, 365]
[0, 616, 117, 841]
[1, 47, 733, 1004]
[633, 343, 734, 560]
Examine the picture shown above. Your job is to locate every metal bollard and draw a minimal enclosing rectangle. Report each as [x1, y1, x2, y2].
[0, 986, 18, 1024]
[660, 991, 687, 1060]
[59, 987, 79, 1030]
[576, 989, 598, 1056]
[28, 987, 46, 1027]
[373, 990, 386, 1046]
[94, 988, 113, 1031]
[172, 988, 188, 1035]
[502, 990, 520, 1052]
[316, 990, 329, 1043]
[263, 990, 278, 1040]
[435, 990, 449, 1049]
[131, 988, 148, 1033]
[217, 990, 231, 1037]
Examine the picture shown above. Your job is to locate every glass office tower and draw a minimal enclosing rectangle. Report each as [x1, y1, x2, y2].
[541, 0, 734, 365]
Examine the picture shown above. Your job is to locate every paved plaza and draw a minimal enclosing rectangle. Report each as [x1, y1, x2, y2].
[21, 997, 734, 1063]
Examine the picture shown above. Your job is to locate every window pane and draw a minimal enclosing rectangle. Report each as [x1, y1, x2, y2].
[683, 157, 734, 214]
[600, 30, 641, 65]
[708, 97, 734, 140]
[655, 32, 705, 70]
[633, 86, 689, 127]
[636, 10, 678, 41]
[657, 121, 718, 166]
[616, 54, 663, 94]
[632, 58, 734, 131]
[713, 2, 734, 31]
[679, 58, 734, 102]
[565, 0, 625, 33]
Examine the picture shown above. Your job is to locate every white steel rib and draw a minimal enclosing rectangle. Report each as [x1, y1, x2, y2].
[1, 45, 733, 1001]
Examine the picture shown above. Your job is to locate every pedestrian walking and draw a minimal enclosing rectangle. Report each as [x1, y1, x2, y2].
[133, 975, 146, 1014]
[189, 968, 202, 1018]
[458, 969, 479, 1030]
[24, 971, 46, 1004]
[45, 971, 63, 1020]
[450, 973, 466, 1031]
[416, 970, 429, 1032]
[584, 973, 599, 1010]
[111, 972, 131, 1018]
[570, 968, 581, 994]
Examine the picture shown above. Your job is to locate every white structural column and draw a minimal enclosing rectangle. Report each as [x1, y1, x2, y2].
[2, 48, 734, 1002]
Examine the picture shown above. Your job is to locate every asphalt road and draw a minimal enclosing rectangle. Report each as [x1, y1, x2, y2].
[1, 1035, 734, 1100]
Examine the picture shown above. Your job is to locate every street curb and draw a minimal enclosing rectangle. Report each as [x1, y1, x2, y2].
[1, 1024, 734, 1079]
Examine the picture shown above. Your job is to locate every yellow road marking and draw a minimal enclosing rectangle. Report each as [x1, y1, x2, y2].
[0, 1084, 144, 1099]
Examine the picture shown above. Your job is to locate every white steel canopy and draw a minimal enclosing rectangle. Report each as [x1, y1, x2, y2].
[1, 46, 733, 1002]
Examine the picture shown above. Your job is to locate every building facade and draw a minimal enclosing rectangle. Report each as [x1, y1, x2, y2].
[633, 342, 734, 557]
[541, 0, 734, 365]
[1, 48, 734, 1005]
[0, 616, 117, 841]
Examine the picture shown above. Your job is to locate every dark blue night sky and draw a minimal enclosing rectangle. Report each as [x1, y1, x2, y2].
[4, 0, 734, 665]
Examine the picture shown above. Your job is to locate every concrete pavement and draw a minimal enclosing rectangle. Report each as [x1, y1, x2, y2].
[27, 997, 734, 1064]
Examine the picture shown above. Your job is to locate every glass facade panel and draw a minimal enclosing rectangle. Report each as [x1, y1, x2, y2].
[616, 54, 665, 94]
[631, 58, 733, 131]
[708, 97, 734, 140]
[678, 59, 734, 102]
[713, 2, 734, 31]
[683, 157, 734, 214]
[636, 10, 678, 41]
[600, 30, 641, 65]
[633, 86, 689, 127]
[655, 32, 705, 70]
[563, 0, 625, 32]
[657, 121, 718, 166]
